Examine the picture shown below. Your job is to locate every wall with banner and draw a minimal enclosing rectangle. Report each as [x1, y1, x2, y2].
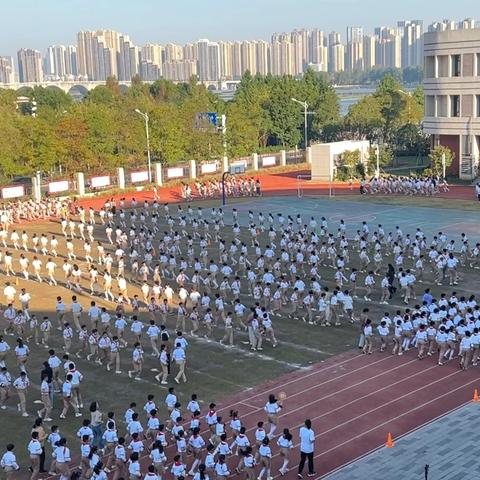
[90, 175, 111, 189]
[2, 185, 25, 199]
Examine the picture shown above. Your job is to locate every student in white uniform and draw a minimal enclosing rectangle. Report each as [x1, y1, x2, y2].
[264, 394, 282, 439]
[277, 428, 294, 476]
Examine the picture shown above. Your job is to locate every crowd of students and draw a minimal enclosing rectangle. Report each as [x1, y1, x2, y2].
[361, 175, 449, 196]
[0, 189, 478, 479]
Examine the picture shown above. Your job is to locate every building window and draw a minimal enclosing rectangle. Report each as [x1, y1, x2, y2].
[437, 95, 448, 117]
[450, 95, 460, 117]
[437, 55, 448, 77]
[424, 56, 435, 78]
[425, 96, 435, 116]
[477, 53, 480, 76]
[476, 95, 480, 117]
[451, 54, 461, 77]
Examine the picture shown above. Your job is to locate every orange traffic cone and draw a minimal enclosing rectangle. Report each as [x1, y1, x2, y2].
[385, 432, 394, 448]
[473, 389, 479, 402]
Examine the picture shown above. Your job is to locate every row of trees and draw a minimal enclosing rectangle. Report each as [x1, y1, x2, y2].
[0, 71, 341, 180]
[0, 70, 429, 181]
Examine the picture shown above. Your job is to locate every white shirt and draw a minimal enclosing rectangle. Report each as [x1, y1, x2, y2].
[299, 426, 315, 453]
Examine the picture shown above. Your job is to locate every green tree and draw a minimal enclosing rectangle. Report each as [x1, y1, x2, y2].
[342, 149, 361, 169]
[15, 116, 60, 175]
[86, 86, 116, 105]
[374, 75, 406, 142]
[31, 86, 73, 111]
[267, 77, 303, 147]
[428, 145, 454, 176]
[393, 123, 429, 157]
[56, 115, 93, 173]
[345, 95, 384, 140]
[366, 145, 394, 175]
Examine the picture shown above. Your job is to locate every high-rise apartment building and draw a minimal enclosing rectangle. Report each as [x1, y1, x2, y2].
[17, 48, 43, 82]
[256, 40, 270, 76]
[141, 44, 163, 67]
[118, 35, 140, 81]
[65, 46, 78, 77]
[197, 39, 220, 81]
[183, 43, 197, 61]
[163, 59, 197, 82]
[309, 29, 328, 71]
[219, 41, 233, 79]
[139, 61, 162, 81]
[346, 26, 364, 71]
[76, 30, 120, 80]
[44, 45, 78, 79]
[375, 27, 402, 68]
[397, 20, 423, 67]
[232, 42, 243, 79]
[363, 35, 376, 70]
[271, 38, 293, 76]
[164, 43, 183, 63]
[241, 41, 257, 75]
[291, 29, 308, 75]
[328, 32, 344, 72]
[0, 56, 15, 84]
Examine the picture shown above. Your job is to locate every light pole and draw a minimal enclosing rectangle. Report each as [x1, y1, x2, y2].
[375, 144, 380, 179]
[291, 98, 309, 150]
[135, 109, 152, 182]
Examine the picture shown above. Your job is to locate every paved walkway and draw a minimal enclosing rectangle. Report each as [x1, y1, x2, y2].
[324, 402, 480, 480]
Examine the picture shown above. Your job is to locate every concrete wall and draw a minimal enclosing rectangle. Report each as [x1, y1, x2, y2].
[311, 140, 370, 181]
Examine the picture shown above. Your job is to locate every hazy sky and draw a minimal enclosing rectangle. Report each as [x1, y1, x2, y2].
[1, 0, 477, 57]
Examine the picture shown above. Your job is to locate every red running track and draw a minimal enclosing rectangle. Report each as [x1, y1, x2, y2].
[202, 348, 479, 479]
[41, 348, 479, 479]
[75, 170, 477, 211]
[44, 348, 478, 479]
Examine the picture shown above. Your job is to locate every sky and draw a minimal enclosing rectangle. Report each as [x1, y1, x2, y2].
[1, 0, 477, 57]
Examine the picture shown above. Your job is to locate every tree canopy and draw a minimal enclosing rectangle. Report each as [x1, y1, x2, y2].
[0, 69, 427, 181]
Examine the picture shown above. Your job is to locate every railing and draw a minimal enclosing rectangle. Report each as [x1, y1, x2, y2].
[285, 149, 305, 164]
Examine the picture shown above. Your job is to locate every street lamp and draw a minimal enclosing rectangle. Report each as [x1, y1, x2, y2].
[375, 144, 380, 179]
[135, 109, 152, 182]
[291, 98, 310, 149]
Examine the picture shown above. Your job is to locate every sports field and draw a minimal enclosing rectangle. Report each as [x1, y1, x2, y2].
[0, 188, 479, 477]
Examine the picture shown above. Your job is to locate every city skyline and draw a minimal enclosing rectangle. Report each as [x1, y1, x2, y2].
[1, 17, 477, 85]
[0, 0, 477, 58]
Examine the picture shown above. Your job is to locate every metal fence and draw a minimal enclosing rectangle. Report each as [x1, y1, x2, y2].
[285, 149, 305, 165]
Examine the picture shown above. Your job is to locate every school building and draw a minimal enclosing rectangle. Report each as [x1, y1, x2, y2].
[423, 28, 480, 179]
